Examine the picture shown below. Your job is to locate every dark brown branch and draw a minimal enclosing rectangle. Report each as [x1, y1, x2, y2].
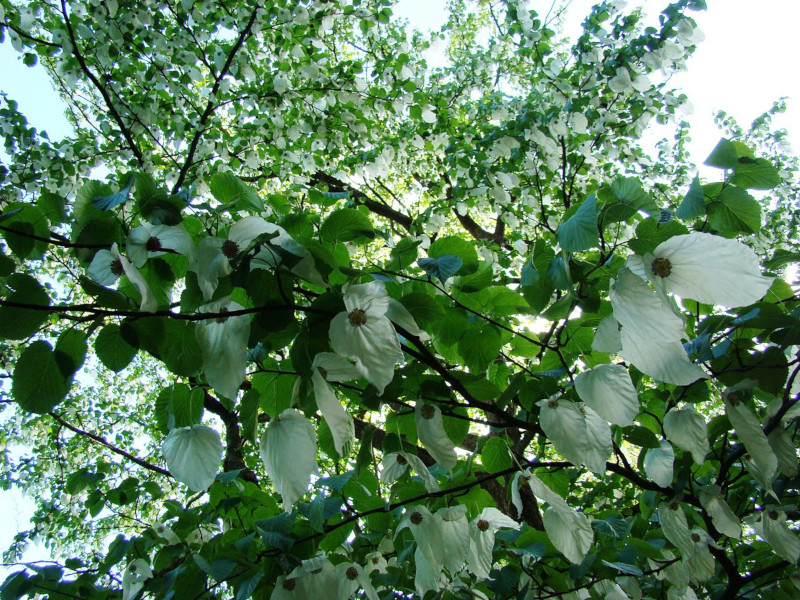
[311, 172, 414, 232]
[50, 413, 170, 477]
[202, 391, 258, 485]
[0, 224, 109, 249]
[171, 4, 262, 193]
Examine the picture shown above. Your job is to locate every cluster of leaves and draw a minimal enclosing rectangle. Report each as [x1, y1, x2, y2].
[1, 0, 800, 599]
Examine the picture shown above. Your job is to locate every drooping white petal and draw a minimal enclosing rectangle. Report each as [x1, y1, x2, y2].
[724, 395, 777, 483]
[403, 452, 440, 492]
[658, 502, 694, 557]
[667, 584, 699, 600]
[467, 508, 520, 579]
[664, 405, 709, 464]
[310, 369, 354, 457]
[574, 363, 639, 426]
[162, 425, 223, 492]
[329, 312, 403, 395]
[651, 232, 773, 307]
[644, 441, 674, 487]
[122, 559, 153, 600]
[228, 216, 281, 248]
[753, 508, 800, 563]
[685, 529, 715, 583]
[88, 249, 119, 286]
[698, 485, 741, 539]
[189, 237, 230, 300]
[312, 352, 363, 382]
[415, 403, 457, 472]
[592, 314, 622, 354]
[537, 398, 611, 474]
[396, 506, 446, 596]
[438, 505, 470, 574]
[196, 299, 250, 400]
[94, 244, 156, 312]
[768, 426, 798, 477]
[386, 299, 430, 341]
[343, 281, 391, 318]
[525, 474, 593, 564]
[259, 409, 318, 511]
[379, 452, 409, 485]
[610, 268, 686, 343]
[127, 223, 195, 267]
[510, 470, 527, 517]
[620, 328, 707, 386]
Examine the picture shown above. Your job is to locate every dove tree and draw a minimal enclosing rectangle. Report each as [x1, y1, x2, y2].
[1, 0, 800, 599]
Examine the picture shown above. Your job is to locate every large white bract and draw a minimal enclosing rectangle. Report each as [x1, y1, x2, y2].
[649, 232, 773, 307]
[161, 425, 223, 492]
[88, 243, 157, 312]
[310, 352, 359, 457]
[329, 281, 404, 394]
[126, 222, 195, 267]
[195, 298, 250, 401]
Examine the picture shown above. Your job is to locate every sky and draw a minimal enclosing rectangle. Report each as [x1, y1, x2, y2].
[1, 0, 799, 576]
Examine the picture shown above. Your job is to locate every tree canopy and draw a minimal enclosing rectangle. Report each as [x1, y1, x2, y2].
[1, 0, 800, 599]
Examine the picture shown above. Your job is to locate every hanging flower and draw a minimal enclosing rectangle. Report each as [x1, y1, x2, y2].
[259, 409, 317, 511]
[396, 506, 446, 596]
[379, 451, 440, 492]
[126, 222, 195, 267]
[196, 298, 250, 400]
[329, 281, 404, 394]
[537, 396, 611, 474]
[121, 559, 153, 600]
[88, 243, 157, 312]
[466, 507, 520, 579]
[415, 402, 458, 472]
[161, 425, 223, 492]
[663, 405, 709, 464]
[647, 232, 773, 307]
[310, 352, 359, 457]
[574, 363, 639, 426]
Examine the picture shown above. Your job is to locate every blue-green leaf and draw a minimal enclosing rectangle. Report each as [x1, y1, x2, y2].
[557, 195, 598, 252]
[92, 176, 134, 210]
[418, 255, 463, 282]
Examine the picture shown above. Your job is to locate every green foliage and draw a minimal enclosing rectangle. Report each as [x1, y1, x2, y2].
[1, 1, 798, 599]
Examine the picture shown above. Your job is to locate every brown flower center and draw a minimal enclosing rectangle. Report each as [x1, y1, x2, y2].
[669, 501, 679, 511]
[110, 259, 125, 277]
[348, 308, 368, 326]
[410, 511, 423, 525]
[691, 532, 701, 543]
[420, 404, 436, 420]
[651, 257, 672, 278]
[145, 236, 163, 252]
[216, 306, 230, 323]
[547, 399, 559, 409]
[221, 239, 240, 259]
[346, 566, 359, 580]
[371, 557, 380, 565]
[396, 454, 408, 465]
[477, 519, 490, 532]
[282, 578, 296, 591]
[129, 564, 137, 573]
[768, 510, 779, 521]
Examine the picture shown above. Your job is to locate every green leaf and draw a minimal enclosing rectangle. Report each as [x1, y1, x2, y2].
[598, 177, 658, 224]
[239, 389, 260, 444]
[557, 195, 598, 252]
[417, 255, 462, 282]
[481, 437, 511, 473]
[730, 157, 782, 190]
[458, 325, 502, 373]
[156, 384, 205, 432]
[704, 138, 740, 169]
[54, 329, 87, 379]
[319, 208, 375, 244]
[12, 341, 71, 413]
[399, 292, 444, 330]
[0, 248, 15, 276]
[707, 185, 761, 233]
[627, 218, 688, 255]
[428, 236, 479, 274]
[765, 249, 800, 271]
[209, 172, 263, 213]
[621, 425, 661, 449]
[95, 324, 138, 372]
[390, 237, 422, 270]
[2, 204, 50, 259]
[0, 274, 50, 340]
[676, 176, 705, 220]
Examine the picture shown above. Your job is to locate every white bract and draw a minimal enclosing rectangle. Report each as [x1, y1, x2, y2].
[437, 505, 470, 574]
[127, 222, 194, 267]
[537, 397, 611, 474]
[644, 441, 674, 487]
[329, 281, 404, 394]
[415, 402, 457, 472]
[466, 507, 520, 579]
[751, 507, 800, 563]
[698, 485, 741, 539]
[396, 506, 446, 596]
[259, 409, 317, 511]
[88, 243, 157, 312]
[310, 352, 359, 457]
[161, 425, 223, 492]
[121, 559, 153, 600]
[648, 232, 773, 307]
[664, 405, 709, 464]
[574, 363, 639, 426]
[518, 472, 594, 564]
[196, 298, 250, 401]
[658, 502, 694, 557]
[724, 393, 777, 483]
[379, 451, 439, 492]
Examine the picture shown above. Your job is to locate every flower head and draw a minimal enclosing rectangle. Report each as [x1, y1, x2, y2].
[88, 243, 157, 312]
[127, 222, 195, 267]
